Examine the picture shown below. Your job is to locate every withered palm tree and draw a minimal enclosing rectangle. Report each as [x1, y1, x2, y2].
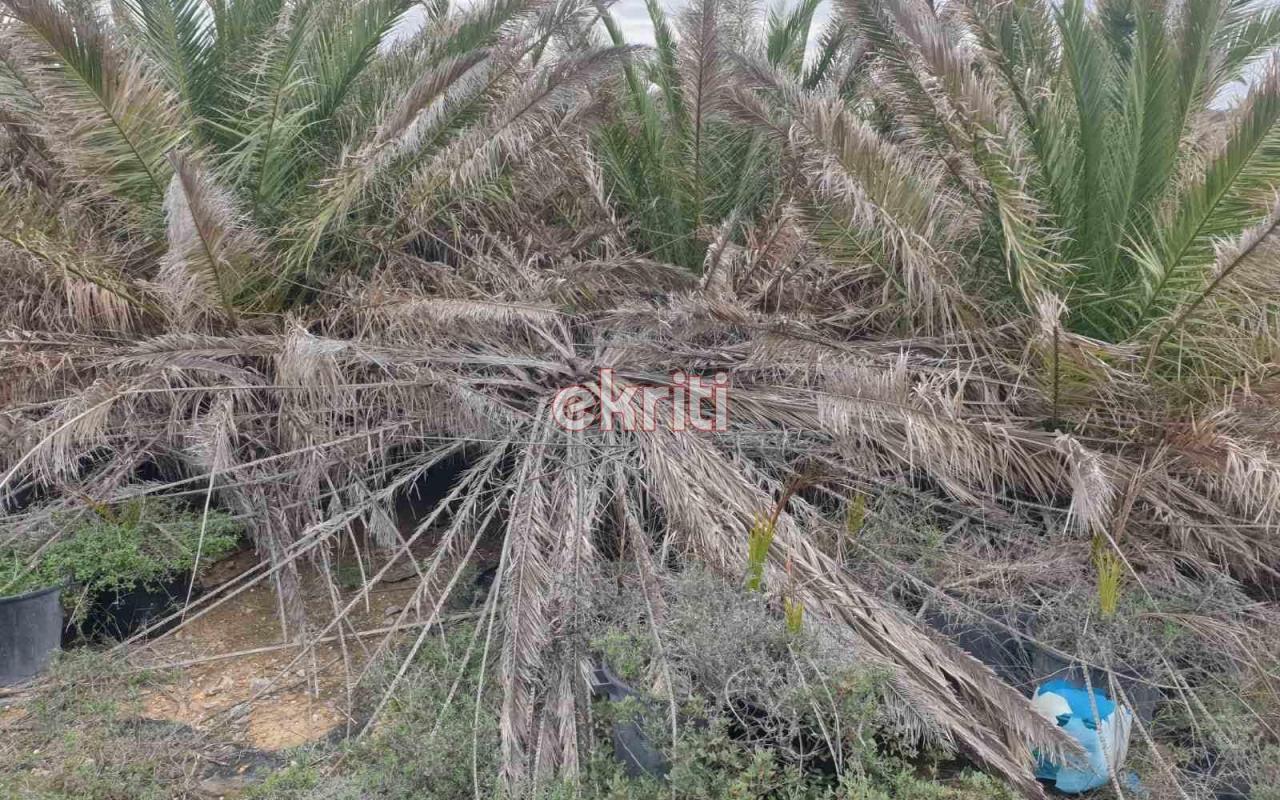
[4, 1, 1280, 798]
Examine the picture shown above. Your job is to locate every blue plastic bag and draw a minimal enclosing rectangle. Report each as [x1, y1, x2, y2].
[1031, 678, 1133, 793]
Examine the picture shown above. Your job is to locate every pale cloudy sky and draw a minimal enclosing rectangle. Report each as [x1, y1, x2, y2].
[394, 0, 1254, 107]
[610, 0, 668, 45]
[397, 0, 833, 48]
[573, 0, 834, 45]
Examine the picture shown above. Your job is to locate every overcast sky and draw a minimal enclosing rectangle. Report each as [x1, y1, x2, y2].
[396, 0, 1251, 106]
[397, 0, 832, 47]
[609, 0, 667, 45]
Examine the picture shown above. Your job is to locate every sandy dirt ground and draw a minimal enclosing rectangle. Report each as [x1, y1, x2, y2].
[132, 543, 472, 751]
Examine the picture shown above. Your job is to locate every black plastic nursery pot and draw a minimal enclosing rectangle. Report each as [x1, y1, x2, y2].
[0, 584, 63, 685]
[78, 574, 191, 642]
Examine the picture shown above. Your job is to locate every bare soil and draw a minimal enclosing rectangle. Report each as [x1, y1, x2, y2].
[131, 542, 476, 751]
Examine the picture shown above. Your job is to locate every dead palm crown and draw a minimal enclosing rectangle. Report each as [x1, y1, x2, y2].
[3, 0, 1280, 796]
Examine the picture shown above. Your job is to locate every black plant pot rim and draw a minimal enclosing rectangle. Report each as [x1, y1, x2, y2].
[0, 584, 62, 604]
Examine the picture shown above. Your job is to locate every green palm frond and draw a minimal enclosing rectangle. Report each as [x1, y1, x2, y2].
[1171, 0, 1227, 137]
[594, 0, 649, 115]
[433, 0, 542, 61]
[1129, 61, 1280, 331]
[830, 0, 1280, 369]
[595, 0, 710, 269]
[221, 0, 316, 215]
[298, 0, 416, 131]
[206, 0, 287, 60]
[3, 0, 188, 218]
[765, 0, 821, 75]
[280, 49, 492, 284]
[645, 0, 685, 128]
[0, 31, 43, 114]
[801, 18, 852, 91]
[1115, 6, 1177, 250]
[1217, 0, 1280, 87]
[961, 0, 1074, 221]
[116, 0, 217, 120]
[1146, 195, 1280, 369]
[1054, 0, 1120, 265]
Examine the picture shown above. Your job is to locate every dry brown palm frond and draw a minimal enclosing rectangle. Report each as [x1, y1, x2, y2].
[544, 137, 630, 255]
[548, 257, 699, 305]
[677, 0, 730, 205]
[787, 97, 973, 329]
[1, 7, 1279, 800]
[377, 50, 495, 152]
[727, 58, 977, 330]
[2, 277, 1276, 798]
[0, 240, 143, 334]
[353, 294, 565, 335]
[1162, 410, 1280, 549]
[1024, 293, 1142, 417]
[836, 0, 984, 193]
[408, 44, 638, 203]
[796, 358, 1080, 505]
[498, 410, 559, 790]
[836, 0, 1067, 306]
[159, 152, 265, 323]
[531, 433, 605, 781]
[0, 189, 158, 332]
[0, 90, 58, 192]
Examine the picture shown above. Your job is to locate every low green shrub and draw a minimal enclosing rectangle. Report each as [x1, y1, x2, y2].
[0, 550, 49, 596]
[1, 498, 240, 616]
[45, 499, 240, 592]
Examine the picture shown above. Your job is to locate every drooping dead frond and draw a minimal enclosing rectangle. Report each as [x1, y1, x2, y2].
[0, 194, 153, 331]
[343, 270, 565, 333]
[498, 412, 559, 791]
[375, 50, 493, 152]
[1055, 432, 1116, 535]
[4, 4, 1280, 798]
